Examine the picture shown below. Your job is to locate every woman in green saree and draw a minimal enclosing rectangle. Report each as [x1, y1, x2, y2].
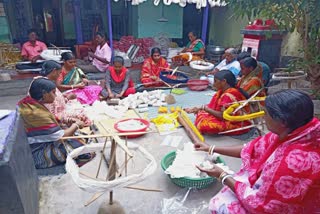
[57, 52, 102, 105]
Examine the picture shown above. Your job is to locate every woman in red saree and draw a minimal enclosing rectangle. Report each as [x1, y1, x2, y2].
[141, 47, 169, 87]
[237, 57, 266, 97]
[101, 56, 135, 98]
[185, 70, 251, 135]
[196, 90, 320, 213]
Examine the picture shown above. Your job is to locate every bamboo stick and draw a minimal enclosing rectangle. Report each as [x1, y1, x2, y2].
[233, 88, 264, 114]
[178, 114, 201, 143]
[125, 186, 162, 192]
[180, 110, 204, 142]
[158, 66, 189, 75]
[98, 121, 134, 158]
[218, 122, 266, 134]
[84, 192, 105, 207]
[60, 131, 156, 140]
[84, 185, 163, 207]
[96, 139, 108, 178]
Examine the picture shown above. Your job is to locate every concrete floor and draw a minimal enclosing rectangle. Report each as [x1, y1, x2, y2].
[0, 92, 246, 214]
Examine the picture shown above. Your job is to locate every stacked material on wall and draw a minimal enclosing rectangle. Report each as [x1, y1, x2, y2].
[113, 36, 155, 63]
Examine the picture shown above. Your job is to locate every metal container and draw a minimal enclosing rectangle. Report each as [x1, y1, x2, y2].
[206, 45, 225, 55]
[205, 45, 225, 62]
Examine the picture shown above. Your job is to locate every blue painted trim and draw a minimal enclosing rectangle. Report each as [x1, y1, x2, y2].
[201, 2, 209, 44]
[73, 0, 83, 44]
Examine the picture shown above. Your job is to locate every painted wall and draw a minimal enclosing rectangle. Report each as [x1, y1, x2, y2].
[208, 6, 248, 47]
[61, 0, 76, 40]
[137, 1, 183, 38]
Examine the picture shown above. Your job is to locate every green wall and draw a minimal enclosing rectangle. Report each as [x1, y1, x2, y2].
[208, 6, 248, 47]
[137, 1, 183, 38]
[0, 17, 10, 42]
[62, 0, 76, 40]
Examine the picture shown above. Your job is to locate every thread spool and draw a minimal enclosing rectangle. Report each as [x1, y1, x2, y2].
[165, 94, 176, 104]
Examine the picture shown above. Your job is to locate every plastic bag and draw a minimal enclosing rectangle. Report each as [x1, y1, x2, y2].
[158, 188, 209, 214]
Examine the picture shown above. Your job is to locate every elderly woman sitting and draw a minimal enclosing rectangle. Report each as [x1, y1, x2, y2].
[18, 78, 93, 169]
[195, 89, 320, 213]
[237, 57, 266, 97]
[210, 48, 241, 77]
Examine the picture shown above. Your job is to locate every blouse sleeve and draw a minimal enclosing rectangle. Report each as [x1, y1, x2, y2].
[105, 69, 111, 89]
[141, 59, 152, 84]
[57, 69, 66, 83]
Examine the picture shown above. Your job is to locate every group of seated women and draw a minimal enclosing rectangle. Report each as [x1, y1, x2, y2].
[18, 37, 268, 167]
[184, 54, 266, 136]
[18, 78, 320, 213]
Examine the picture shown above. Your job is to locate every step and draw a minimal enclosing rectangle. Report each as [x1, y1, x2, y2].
[0, 78, 32, 96]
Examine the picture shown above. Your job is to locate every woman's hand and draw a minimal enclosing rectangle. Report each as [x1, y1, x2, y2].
[194, 141, 210, 152]
[151, 76, 158, 81]
[74, 119, 85, 129]
[184, 107, 200, 114]
[75, 82, 86, 89]
[88, 52, 95, 59]
[109, 92, 115, 98]
[66, 93, 77, 100]
[115, 94, 122, 98]
[196, 164, 224, 178]
[82, 78, 89, 85]
[31, 55, 41, 63]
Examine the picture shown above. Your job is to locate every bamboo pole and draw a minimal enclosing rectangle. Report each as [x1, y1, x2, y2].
[218, 122, 266, 134]
[60, 131, 156, 140]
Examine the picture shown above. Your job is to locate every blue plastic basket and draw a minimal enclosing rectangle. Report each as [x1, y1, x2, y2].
[159, 71, 189, 84]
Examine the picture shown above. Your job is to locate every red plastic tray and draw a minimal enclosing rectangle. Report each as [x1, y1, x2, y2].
[187, 79, 209, 91]
[114, 118, 150, 138]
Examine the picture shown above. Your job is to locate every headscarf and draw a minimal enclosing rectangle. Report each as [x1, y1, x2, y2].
[29, 78, 56, 101]
[40, 60, 61, 76]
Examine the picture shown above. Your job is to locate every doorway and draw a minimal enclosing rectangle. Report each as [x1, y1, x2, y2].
[31, 0, 63, 46]
[182, 5, 203, 46]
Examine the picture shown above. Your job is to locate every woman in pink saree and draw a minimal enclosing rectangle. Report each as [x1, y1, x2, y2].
[195, 90, 320, 213]
[57, 52, 102, 105]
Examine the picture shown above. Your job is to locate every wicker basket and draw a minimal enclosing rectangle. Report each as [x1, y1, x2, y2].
[161, 151, 225, 189]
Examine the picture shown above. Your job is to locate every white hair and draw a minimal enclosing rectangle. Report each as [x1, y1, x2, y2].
[225, 48, 237, 55]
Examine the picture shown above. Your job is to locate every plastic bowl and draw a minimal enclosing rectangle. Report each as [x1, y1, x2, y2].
[187, 79, 209, 91]
[159, 71, 189, 84]
[114, 118, 150, 138]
